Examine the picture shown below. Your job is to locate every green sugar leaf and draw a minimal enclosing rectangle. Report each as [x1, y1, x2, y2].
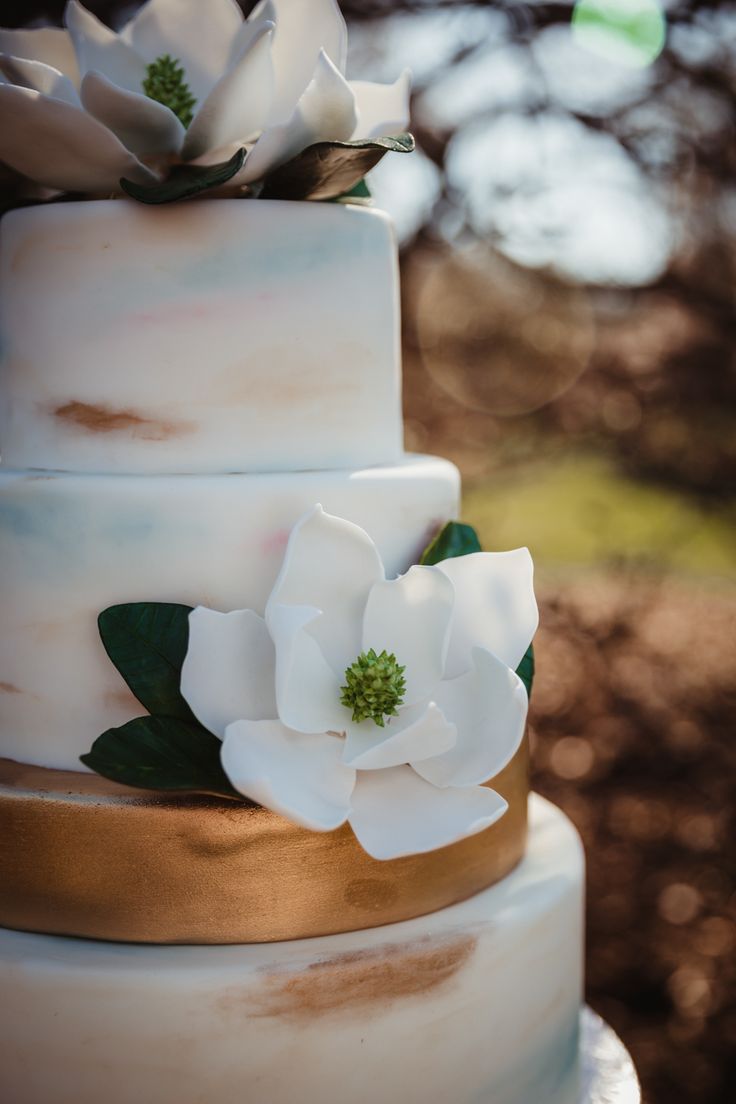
[120, 147, 246, 204]
[341, 177, 372, 199]
[419, 521, 483, 566]
[515, 643, 535, 701]
[98, 602, 195, 722]
[329, 177, 372, 204]
[81, 715, 241, 800]
[261, 133, 415, 202]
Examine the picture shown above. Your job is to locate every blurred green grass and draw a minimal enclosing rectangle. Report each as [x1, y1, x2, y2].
[463, 454, 736, 577]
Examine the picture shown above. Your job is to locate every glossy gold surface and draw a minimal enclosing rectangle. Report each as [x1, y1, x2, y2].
[0, 741, 528, 944]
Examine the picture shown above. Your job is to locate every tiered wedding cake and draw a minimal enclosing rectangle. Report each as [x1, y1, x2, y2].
[0, 2, 584, 1102]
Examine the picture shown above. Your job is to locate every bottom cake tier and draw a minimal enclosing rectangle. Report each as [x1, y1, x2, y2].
[0, 796, 584, 1104]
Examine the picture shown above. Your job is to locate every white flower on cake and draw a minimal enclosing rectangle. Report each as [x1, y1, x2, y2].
[180, 506, 537, 861]
[0, 0, 410, 195]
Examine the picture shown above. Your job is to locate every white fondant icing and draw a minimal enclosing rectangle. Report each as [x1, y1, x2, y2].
[0, 199, 403, 473]
[0, 796, 584, 1104]
[0, 455, 459, 770]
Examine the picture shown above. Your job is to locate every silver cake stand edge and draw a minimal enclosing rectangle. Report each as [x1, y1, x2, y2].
[580, 1005, 641, 1103]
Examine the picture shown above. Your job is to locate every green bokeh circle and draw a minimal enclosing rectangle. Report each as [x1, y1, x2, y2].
[572, 0, 666, 68]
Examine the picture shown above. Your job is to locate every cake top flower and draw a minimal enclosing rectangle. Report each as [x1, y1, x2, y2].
[0, 0, 413, 203]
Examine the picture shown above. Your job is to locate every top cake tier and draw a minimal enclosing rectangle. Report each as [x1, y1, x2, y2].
[0, 200, 403, 474]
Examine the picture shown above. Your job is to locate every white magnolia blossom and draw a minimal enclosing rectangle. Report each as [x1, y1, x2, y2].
[0, 0, 410, 195]
[181, 506, 538, 861]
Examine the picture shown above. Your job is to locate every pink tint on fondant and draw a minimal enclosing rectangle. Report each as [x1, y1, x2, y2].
[260, 529, 290, 558]
[127, 292, 274, 328]
[129, 303, 212, 326]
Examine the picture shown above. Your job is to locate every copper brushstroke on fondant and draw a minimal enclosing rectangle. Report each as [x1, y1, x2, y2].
[0, 682, 21, 694]
[231, 935, 478, 1019]
[53, 400, 196, 440]
[211, 349, 364, 405]
[0, 738, 528, 945]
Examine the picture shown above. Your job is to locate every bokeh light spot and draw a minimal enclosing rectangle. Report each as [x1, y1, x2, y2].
[572, 0, 666, 69]
[667, 967, 712, 1016]
[549, 736, 595, 780]
[694, 917, 735, 958]
[657, 883, 703, 926]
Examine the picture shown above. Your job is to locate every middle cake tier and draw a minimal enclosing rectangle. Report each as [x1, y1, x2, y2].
[0, 454, 459, 771]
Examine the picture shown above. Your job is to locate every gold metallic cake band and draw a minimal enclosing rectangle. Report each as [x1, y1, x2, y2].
[0, 742, 528, 945]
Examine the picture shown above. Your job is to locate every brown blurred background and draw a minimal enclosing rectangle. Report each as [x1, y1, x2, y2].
[3, 1, 735, 1101]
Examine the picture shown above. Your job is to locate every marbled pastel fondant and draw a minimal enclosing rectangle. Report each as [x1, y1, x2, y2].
[0, 455, 458, 770]
[0, 797, 584, 1104]
[0, 199, 402, 473]
[0, 168, 585, 1103]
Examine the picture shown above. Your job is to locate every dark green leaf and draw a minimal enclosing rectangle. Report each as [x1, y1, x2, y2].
[515, 643, 535, 701]
[261, 133, 415, 202]
[328, 177, 372, 204]
[342, 176, 372, 199]
[419, 521, 483, 566]
[80, 715, 242, 800]
[120, 147, 246, 204]
[98, 602, 195, 722]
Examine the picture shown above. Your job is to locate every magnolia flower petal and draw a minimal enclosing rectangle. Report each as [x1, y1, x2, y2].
[350, 70, 411, 140]
[122, 0, 243, 103]
[229, 0, 275, 65]
[187, 138, 243, 168]
[349, 766, 508, 860]
[181, 607, 277, 739]
[247, 0, 276, 29]
[240, 49, 357, 185]
[412, 648, 527, 789]
[437, 549, 538, 677]
[266, 505, 383, 677]
[343, 702, 456, 771]
[81, 70, 184, 156]
[362, 565, 453, 706]
[0, 27, 79, 84]
[268, 603, 350, 735]
[0, 55, 80, 107]
[251, 0, 347, 124]
[182, 21, 274, 161]
[0, 83, 156, 193]
[222, 721, 355, 832]
[65, 1, 147, 94]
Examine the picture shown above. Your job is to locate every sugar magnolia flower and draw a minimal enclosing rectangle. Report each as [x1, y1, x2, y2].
[180, 506, 537, 861]
[0, 0, 410, 195]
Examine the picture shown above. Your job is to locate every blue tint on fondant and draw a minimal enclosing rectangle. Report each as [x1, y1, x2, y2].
[473, 1010, 580, 1104]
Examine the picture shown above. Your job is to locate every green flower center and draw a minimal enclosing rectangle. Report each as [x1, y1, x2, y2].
[340, 649, 406, 728]
[142, 54, 197, 128]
